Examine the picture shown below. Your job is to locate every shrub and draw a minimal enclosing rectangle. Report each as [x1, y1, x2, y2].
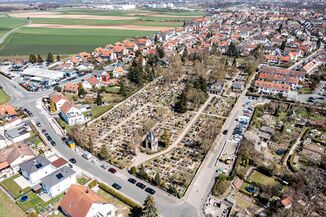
[88, 180, 97, 188]
[98, 183, 142, 209]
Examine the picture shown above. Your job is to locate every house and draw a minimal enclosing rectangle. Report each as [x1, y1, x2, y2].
[280, 196, 292, 209]
[101, 71, 110, 82]
[0, 143, 34, 172]
[104, 62, 128, 78]
[60, 184, 117, 217]
[82, 77, 101, 89]
[60, 101, 85, 126]
[232, 82, 244, 92]
[254, 80, 290, 96]
[0, 104, 17, 117]
[64, 83, 79, 94]
[4, 125, 31, 143]
[20, 155, 54, 184]
[41, 166, 77, 197]
[208, 80, 225, 94]
[50, 92, 68, 111]
[136, 38, 152, 48]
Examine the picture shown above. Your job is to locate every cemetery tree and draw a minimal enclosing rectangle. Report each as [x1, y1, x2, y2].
[29, 54, 37, 63]
[156, 46, 165, 59]
[174, 90, 187, 113]
[280, 40, 286, 51]
[56, 54, 61, 61]
[37, 54, 43, 63]
[160, 130, 171, 148]
[153, 172, 161, 186]
[226, 42, 239, 58]
[98, 145, 108, 160]
[141, 196, 159, 217]
[46, 52, 54, 63]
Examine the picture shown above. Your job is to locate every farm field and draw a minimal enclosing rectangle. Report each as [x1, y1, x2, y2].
[0, 8, 204, 56]
[0, 16, 27, 37]
[0, 27, 155, 56]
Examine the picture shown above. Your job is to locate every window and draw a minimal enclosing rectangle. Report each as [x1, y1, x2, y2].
[35, 163, 43, 169]
[56, 173, 63, 180]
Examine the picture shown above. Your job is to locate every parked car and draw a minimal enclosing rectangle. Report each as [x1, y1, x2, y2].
[145, 187, 156, 195]
[50, 140, 56, 146]
[41, 129, 47, 133]
[101, 164, 108, 169]
[69, 158, 77, 164]
[108, 168, 117, 174]
[222, 130, 228, 135]
[136, 182, 146, 189]
[36, 122, 41, 127]
[112, 183, 121, 190]
[128, 178, 137, 184]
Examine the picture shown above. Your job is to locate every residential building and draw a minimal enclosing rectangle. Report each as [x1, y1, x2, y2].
[41, 166, 77, 197]
[4, 125, 31, 143]
[0, 143, 34, 172]
[50, 92, 68, 111]
[254, 80, 290, 96]
[60, 101, 85, 126]
[20, 155, 54, 184]
[60, 184, 117, 217]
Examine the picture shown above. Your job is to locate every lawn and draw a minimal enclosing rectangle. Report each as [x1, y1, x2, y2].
[0, 89, 11, 104]
[97, 189, 131, 217]
[0, 189, 26, 217]
[0, 27, 155, 56]
[0, 174, 31, 199]
[77, 176, 90, 185]
[87, 104, 114, 119]
[17, 192, 64, 213]
[249, 171, 279, 187]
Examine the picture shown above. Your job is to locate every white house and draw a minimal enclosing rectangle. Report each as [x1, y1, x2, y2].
[60, 184, 117, 217]
[0, 143, 35, 172]
[82, 77, 101, 89]
[50, 92, 68, 111]
[4, 125, 31, 143]
[60, 101, 85, 126]
[41, 166, 77, 197]
[20, 155, 54, 184]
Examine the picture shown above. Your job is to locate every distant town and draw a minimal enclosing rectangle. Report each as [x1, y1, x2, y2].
[0, 1, 325, 217]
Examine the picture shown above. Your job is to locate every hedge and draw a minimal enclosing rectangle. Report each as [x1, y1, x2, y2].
[88, 180, 97, 188]
[98, 183, 142, 209]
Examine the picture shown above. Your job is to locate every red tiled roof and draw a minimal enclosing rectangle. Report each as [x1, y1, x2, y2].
[60, 184, 107, 217]
[64, 83, 79, 93]
[60, 101, 75, 114]
[255, 80, 290, 92]
[50, 93, 67, 104]
[0, 104, 16, 116]
[51, 158, 68, 168]
[86, 77, 100, 86]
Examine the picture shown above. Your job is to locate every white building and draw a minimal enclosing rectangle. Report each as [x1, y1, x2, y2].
[4, 125, 31, 143]
[21, 68, 64, 85]
[20, 155, 54, 184]
[60, 101, 86, 126]
[41, 166, 77, 197]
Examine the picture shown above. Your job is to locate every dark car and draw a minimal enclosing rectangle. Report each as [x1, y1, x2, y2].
[112, 183, 121, 190]
[128, 178, 137, 184]
[136, 182, 146, 189]
[69, 158, 77, 164]
[36, 122, 41, 127]
[62, 137, 68, 142]
[46, 135, 52, 141]
[108, 168, 117, 174]
[41, 129, 47, 133]
[222, 130, 228, 135]
[50, 140, 56, 146]
[145, 187, 156, 195]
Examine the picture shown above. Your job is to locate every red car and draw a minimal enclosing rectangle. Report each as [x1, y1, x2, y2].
[108, 168, 117, 174]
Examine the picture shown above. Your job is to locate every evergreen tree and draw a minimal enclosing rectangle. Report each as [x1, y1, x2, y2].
[141, 196, 159, 217]
[46, 52, 54, 63]
[153, 173, 161, 186]
[56, 54, 61, 61]
[29, 54, 37, 63]
[226, 42, 239, 58]
[160, 130, 170, 148]
[193, 76, 208, 93]
[154, 34, 158, 44]
[130, 166, 137, 175]
[119, 81, 126, 96]
[174, 90, 187, 113]
[156, 46, 165, 59]
[95, 91, 103, 105]
[37, 54, 43, 63]
[280, 40, 286, 51]
[98, 145, 108, 160]
[78, 83, 85, 97]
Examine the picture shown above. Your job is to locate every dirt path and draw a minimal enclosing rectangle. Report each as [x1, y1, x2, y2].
[26, 23, 172, 31]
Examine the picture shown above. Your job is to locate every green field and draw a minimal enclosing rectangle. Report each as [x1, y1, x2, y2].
[0, 27, 155, 56]
[0, 16, 27, 37]
[0, 89, 11, 104]
[0, 189, 26, 217]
